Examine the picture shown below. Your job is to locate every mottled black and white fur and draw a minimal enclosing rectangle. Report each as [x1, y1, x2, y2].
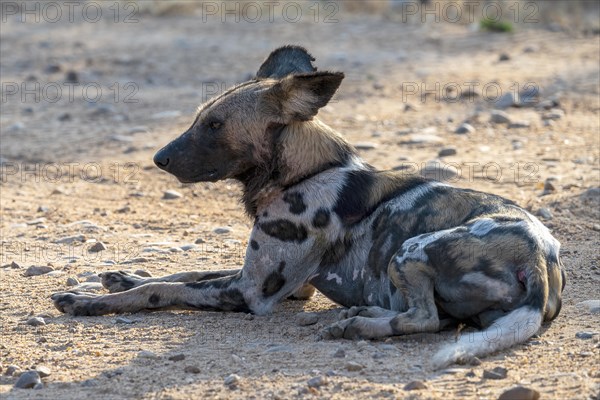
[52, 46, 565, 368]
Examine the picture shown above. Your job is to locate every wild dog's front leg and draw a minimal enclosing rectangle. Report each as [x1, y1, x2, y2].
[53, 274, 251, 316]
[100, 269, 240, 293]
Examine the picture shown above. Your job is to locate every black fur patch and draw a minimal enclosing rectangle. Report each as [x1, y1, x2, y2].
[260, 219, 307, 242]
[283, 192, 307, 214]
[312, 208, 331, 228]
[320, 234, 353, 267]
[149, 294, 160, 305]
[73, 301, 109, 316]
[250, 240, 260, 250]
[262, 271, 286, 297]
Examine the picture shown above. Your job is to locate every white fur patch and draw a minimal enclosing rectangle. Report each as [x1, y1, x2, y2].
[326, 272, 342, 285]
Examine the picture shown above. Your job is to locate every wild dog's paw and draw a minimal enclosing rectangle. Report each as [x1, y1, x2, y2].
[339, 306, 370, 319]
[320, 318, 365, 340]
[100, 271, 143, 293]
[51, 291, 108, 316]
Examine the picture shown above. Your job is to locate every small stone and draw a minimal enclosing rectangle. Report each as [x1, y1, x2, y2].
[542, 109, 564, 120]
[55, 234, 86, 244]
[495, 93, 517, 109]
[34, 366, 51, 378]
[307, 376, 328, 388]
[438, 147, 457, 157]
[26, 317, 46, 327]
[543, 179, 557, 194]
[455, 123, 475, 134]
[138, 350, 158, 359]
[116, 317, 133, 324]
[195, 238, 206, 244]
[163, 190, 183, 200]
[24, 265, 54, 276]
[296, 312, 319, 326]
[66, 277, 79, 286]
[483, 366, 508, 379]
[88, 242, 107, 253]
[354, 142, 378, 150]
[580, 187, 600, 201]
[537, 208, 553, 220]
[469, 357, 482, 366]
[576, 299, 600, 314]
[224, 374, 240, 386]
[213, 227, 232, 234]
[65, 70, 79, 83]
[33, 383, 44, 390]
[403, 380, 427, 391]
[5, 365, 21, 376]
[169, 247, 183, 253]
[14, 371, 42, 389]
[332, 348, 346, 358]
[152, 110, 181, 120]
[184, 365, 201, 374]
[345, 361, 363, 371]
[490, 110, 512, 124]
[508, 121, 531, 129]
[498, 386, 540, 400]
[575, 331, 596, 339]
[404, 103, 418, 112]
[168, 354, 185, 361]
[9, 261, 21, 269]
[498, 53, 510, 61]
[44, 64, 62, 73]
[400, 133, 442, 145]
[180, 244, 196, 251]
[134, 269, 152, 277]
[85, 275, 101, 283]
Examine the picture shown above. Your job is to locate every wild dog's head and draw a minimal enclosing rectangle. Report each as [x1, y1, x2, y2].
[153, 45, 344, 183]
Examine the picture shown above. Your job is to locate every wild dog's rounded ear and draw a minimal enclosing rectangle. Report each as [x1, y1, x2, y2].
[256, 45, 317, 79]
[258, 71, 344, 123]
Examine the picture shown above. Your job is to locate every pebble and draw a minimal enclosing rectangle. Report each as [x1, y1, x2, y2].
[85, 275, 101, 283]
[403, 380, 427, 391]
[184, 365, 201, 374]
[180, 244, 196, 251]
[134, 269, 152, 277]
[354, 142, 378, 150]
[55, 234, 86, 244]
[152, 110, 181, 120]
[498, 53, 510, 61]
[576, 299, 600, 314]
[345, 361, 363, 371]
[307, 376, 328, 388]
[88, 241, 107, 253]
[454, 122, 475, 134]
[163, 190, 183, 200]
[537, 208, 553, 220]
[169, 247, 184, 253]
[400, 134, 442, 145]
[420, 161, 459, 182]
[5, 365, 21, 376]
[575, 331, 596, 339]
[495, 92, 517, 109]
[14, 371, 41, 389]
[26, 217, 46, 225]
[542, 109, 564, 120]
[483, 366, 508, 379]
[438, 147, 457, 157]
[490, 110, 512, 124]
[26, 317, 46, 327]
[116, 317, 133, 324]
[168, 354, 185, 362]
[138, 350, 158, 359]
[580, 187, 600, 201]
[296, 312, 319, 326]
[332, 348, 346, 358]
[34, 366, 51, 378]
[9, 261, 21, 269]
[213, 227, 232, 234]
[498, 386, 540, 400]
[66, 277, 79, 286]
[65, 70, 79, 83]
[508, 121, 531, 129]
[24, 265, 54, 276]
[224, 374, 240, 386]
[72, 283, 103, 293]
[512, 140, 524, 150]
[195, 238, 206, 244]
[543, 178, 558, 194]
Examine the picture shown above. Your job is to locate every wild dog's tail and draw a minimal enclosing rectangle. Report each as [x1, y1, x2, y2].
[432, 261, 550, 369]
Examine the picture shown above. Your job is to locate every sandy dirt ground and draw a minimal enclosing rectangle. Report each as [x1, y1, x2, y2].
[1, 2, 599, 399]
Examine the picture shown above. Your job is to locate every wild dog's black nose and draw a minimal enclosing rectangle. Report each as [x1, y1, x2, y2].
[153, 149, 170, 169]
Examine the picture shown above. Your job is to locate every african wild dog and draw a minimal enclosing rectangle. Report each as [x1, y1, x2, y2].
[52, 45, 566, 368]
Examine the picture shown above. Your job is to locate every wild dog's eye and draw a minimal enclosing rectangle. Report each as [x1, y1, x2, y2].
[209, 121, 222, 130]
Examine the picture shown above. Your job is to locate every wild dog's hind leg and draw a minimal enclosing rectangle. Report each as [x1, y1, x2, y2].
[100, 269, 240, 293]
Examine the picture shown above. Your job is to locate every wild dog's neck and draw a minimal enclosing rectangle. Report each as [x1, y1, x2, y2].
[238, 119, 357, 216]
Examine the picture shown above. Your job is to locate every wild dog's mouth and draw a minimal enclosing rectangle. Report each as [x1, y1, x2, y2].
[175, 169, 219, 183]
